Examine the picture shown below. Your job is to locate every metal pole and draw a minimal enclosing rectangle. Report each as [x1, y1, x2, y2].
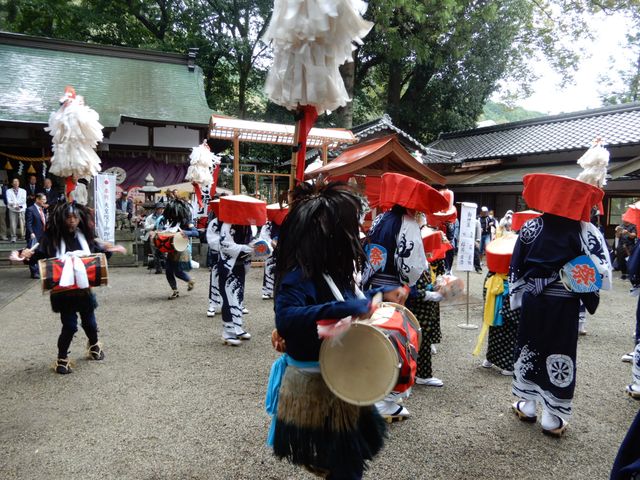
[457, 271, 478, 330]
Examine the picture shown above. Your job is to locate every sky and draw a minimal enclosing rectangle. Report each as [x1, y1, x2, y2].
[509, 11, 634, 115]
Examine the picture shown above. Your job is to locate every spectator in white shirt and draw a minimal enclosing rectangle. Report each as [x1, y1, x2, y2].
[6, 178, 26, 243]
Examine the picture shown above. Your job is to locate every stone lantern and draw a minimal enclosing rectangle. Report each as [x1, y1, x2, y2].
[140, 173, 161, 210]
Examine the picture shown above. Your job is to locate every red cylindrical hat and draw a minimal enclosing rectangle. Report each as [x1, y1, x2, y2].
[511, 210, 542, 232]
[421, 227, 443, 254]
[622, 202, 640, 225]
[522, 174, 603, 222]
[219, 195, 267, 226]
[427, 241, 453, 262]
[209, 199, 220, 217]
[379, 173, 449, 214]
[428, 189, 457, 226]
[485, 235, 518, 274]
[266, 203, 289, 225]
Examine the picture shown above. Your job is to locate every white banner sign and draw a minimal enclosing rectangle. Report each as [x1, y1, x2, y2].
[456, 202, 478, 272]
[94, 173, 116, 243]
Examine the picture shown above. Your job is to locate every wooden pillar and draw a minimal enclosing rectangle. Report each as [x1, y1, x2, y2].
[233, 132, 240, 194]
[322, 144, 329, 165]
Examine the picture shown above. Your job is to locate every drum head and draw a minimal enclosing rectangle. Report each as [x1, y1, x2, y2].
[173, 233, 189, 252]
[374, 302, 422, 349]
[320, 324, 400, 406]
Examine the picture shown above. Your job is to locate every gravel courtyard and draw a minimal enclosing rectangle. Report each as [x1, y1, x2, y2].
[0, 266, 638, 479]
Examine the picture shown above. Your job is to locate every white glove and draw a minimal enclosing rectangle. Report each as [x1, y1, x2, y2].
[241, 245, 254, 254]
[424, 291, 443, 302]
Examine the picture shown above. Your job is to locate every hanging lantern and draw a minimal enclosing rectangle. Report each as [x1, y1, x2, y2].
[4, 160, 12, 170]
[27, 163, 36, 174]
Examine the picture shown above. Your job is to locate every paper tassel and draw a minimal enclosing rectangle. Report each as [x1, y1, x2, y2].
[576, 143, 609, 188]
[17, 161, 24, 175]
[4, 160, 11, 170]
[27, 163, 36, 174]
[42, 162, 47, 178]
[45, 87, 104, 178]
[263, 0, 373, 114]
[185, 142, 219, 187]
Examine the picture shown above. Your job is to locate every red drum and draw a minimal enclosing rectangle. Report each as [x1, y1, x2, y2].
[219, 195, 267, 226]
[485, 234, 518, 274]
[153, 232, 189, 254]
[39, 253, 108, 291]
[320, 302, 421, 406]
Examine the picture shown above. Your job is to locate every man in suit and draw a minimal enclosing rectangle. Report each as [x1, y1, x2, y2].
[42, 178, 58, 209]
[25, 193, 47, 278]
[6, 177, 26, 243]
[25, 175, 41, 207]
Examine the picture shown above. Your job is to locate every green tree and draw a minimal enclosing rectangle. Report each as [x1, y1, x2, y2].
[350, 0, 608, 140]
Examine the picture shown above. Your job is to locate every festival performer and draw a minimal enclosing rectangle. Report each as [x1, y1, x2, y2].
[206, 199, 222, 317]
[267, 181, 406, 479]
[363, 172, 448, 420]
[217, 195, 266, 345]
[509, 145, 611, 437]
[474, 233, 522, 376]
[406, 253, 445, 387]
[260, 204, 288, 299]
[161, 199, 199, 300]
[18, 202, 122, 374]
[611, 410, 640, 480]
[622, 204, 640, 364]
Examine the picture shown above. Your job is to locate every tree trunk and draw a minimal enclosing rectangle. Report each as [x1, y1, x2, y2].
[386, 60, 402, 122]
[238, 66, 248, 119]
[335, 62, 355, 128]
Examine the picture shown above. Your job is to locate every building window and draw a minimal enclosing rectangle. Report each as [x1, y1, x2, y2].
[609, 197, 640, 225]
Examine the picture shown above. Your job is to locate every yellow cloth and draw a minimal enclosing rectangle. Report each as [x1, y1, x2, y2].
[472, 273, 507, 356]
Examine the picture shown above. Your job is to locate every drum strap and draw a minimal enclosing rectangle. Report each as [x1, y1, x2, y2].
[322, 274, 366, 301]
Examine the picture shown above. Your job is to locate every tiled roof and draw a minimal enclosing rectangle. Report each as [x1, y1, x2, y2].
[426, 103, 640, 163]
[352, 114, 457, 163]
[0, 32, 212, 128]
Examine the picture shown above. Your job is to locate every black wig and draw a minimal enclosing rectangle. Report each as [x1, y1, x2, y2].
[163, 198, 192, 228]
[274, 181, 365, 289]
[46, 202, 97, 252]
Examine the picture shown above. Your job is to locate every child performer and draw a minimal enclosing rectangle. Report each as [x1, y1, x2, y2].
[162, 199, 199, 300]
[19, 202, 122, 374]
[266, 181, 408, 480]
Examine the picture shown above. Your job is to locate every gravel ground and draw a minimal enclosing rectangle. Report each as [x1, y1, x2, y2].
[0, 265, 638, 480]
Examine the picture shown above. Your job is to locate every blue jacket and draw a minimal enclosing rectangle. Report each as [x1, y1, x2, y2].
[25, 204, 46, 240]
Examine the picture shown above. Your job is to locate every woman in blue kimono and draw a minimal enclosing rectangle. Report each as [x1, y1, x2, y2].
[509, 174, 610, 437]
[266, 182, 403, 480]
